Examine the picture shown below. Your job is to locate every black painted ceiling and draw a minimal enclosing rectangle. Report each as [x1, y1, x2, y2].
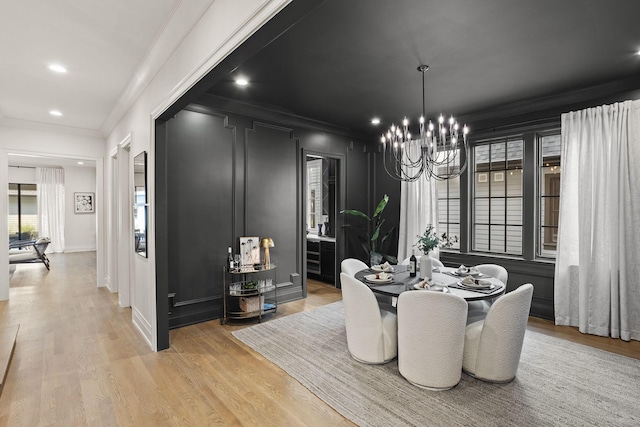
[204, 0, 640, 138]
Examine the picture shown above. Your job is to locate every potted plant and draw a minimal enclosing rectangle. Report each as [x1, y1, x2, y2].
[341, 194, 398, 266]
[415, 224, 458, 278]
[416, 224, 458, 254]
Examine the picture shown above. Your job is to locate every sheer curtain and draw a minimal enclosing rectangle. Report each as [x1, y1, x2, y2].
[555, 99, 640, 341]
[36, 167, 65, 253]
[397, 145, 438, 263]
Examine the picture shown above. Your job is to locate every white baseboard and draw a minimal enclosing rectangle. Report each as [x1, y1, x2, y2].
[132, 306, 153, 350]
[104, 275, 117, 293]
[64, 246, 97, 253]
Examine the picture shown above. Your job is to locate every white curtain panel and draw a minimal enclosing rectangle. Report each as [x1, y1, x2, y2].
[36, 167, 65, 253]
[397, 145, 438, 263]
[555, 99, 640, 341]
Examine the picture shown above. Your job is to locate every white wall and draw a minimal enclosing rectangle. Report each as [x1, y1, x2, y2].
[8, 165, 97, 252]
[104, 0, 293, 350]
[65, 166, 97, 252]
[0, 124, 105, 301]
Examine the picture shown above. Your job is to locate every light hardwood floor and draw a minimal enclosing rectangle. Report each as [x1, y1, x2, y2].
[0, 253, 638, 426]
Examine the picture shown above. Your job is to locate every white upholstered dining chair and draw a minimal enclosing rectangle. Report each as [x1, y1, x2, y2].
[397, 290, 468, 390]
[340, 273, 398, 364]
[341, 257, 395, 312]
[340, 258, 369, 277]
[467, 263, 509, 324]
[475, 264, 508, 285]
[463, 283, 534, 383]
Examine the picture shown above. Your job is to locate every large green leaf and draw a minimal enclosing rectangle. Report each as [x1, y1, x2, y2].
[380, 225, 395, 246]
[340, 209, 371, 221]
[370, 218, 385, 243]
[372, 194, 389, 218]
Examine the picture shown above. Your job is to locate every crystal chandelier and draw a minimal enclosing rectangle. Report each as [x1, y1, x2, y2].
[380, 65, 469, 182]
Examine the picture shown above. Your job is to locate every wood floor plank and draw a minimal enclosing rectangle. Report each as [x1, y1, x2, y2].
[1, 254, 638, 426]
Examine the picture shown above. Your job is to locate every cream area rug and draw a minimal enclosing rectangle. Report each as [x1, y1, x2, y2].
[233, 302, 640, 427]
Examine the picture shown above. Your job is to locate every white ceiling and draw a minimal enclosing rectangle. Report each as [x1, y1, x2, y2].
[0, 0, 180, 132]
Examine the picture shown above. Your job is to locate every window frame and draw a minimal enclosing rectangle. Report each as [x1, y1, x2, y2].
[441, 120, 560, 261]
[537, 129, 562, 259]
[8, 182, 38, 242]
[471, 136, 524, 256]
[437, 175, 461, 251]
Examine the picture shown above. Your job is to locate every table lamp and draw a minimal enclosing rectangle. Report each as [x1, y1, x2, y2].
[260, 237, 275, 268]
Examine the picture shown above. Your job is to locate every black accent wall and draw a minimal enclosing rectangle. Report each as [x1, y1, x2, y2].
[155, 103, 374, 348]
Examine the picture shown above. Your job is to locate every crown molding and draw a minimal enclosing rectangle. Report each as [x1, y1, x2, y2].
[0, 117, 103, 139]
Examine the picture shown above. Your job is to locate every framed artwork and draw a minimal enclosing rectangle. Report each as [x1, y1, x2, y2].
[74, 192, 95, 214]
[239, 236, 260, 267]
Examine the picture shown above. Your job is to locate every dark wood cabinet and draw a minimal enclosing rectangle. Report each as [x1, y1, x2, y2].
[307, 240, 321, 276]
[320, 242, 335, 283]
[307, 238, 335, 285]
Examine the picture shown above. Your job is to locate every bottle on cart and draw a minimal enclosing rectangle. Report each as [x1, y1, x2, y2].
[228, 247, 234, 271]
[409, 249, 417, 277]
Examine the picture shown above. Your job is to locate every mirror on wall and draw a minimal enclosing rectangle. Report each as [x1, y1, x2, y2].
[133, 151, 147, 257]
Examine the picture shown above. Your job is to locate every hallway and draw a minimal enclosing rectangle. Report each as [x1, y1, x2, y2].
[0, 252, 350, 426]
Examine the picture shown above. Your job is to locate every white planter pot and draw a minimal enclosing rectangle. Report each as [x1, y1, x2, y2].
[419, 255, 432, 279]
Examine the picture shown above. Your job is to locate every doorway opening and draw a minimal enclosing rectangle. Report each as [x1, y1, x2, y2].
[305, 154, 339, 286]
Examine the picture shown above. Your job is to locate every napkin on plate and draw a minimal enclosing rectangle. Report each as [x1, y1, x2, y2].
[374, 272, 392, 280]
[460, 276, 493, 288]
[373, 261, 394, 272]
[461, 275, 476, 285]
[415, 279, 430, 289]
[457, 264, 469, 274]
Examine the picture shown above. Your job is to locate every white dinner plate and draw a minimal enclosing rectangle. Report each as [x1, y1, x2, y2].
[364, 274, 394, 284]
[371, 265, 394, 272]
[457, 280, 495, 290]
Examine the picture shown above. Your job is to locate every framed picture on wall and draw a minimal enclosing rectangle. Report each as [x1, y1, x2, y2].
[239, 236, 260, 267]
[74, 192, 95, 214]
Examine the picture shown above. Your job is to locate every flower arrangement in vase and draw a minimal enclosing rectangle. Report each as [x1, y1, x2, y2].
[415, 224, 458, 278]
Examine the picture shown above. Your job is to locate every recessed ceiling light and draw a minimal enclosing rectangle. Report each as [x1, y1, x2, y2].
[48, 64, 67, 73]
[236, 78, 248, 86]
[49, 110, 63, 116]
[77, 161, 84, 165]
[371, 118, 381, 125]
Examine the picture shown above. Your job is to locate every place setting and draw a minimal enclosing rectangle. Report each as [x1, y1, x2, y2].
[412, 278, 450, 293]
[370, 261, 395, 273]
[444, 264, 487, 278]
[448, 275, 500, 294]
[363, 271, 395, 284]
